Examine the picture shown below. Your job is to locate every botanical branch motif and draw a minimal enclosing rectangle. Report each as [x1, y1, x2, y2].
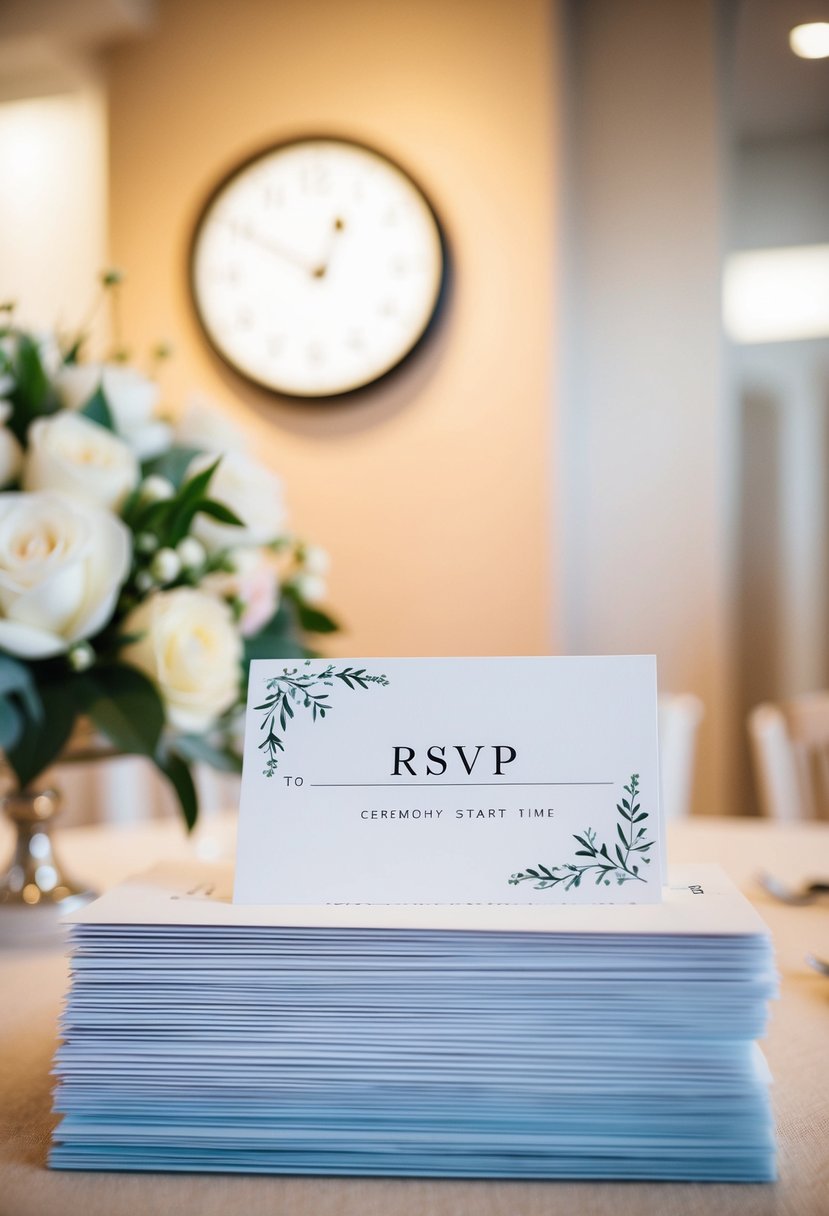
[256, 661, 389, 777]
[508, 774, 652, 892]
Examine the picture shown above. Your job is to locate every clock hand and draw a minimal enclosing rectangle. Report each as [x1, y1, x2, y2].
[230, 221, 318, 275]
[311, 216, 347, 279]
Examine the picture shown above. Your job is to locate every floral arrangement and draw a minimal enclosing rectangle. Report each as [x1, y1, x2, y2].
[0, 275, 337, 828]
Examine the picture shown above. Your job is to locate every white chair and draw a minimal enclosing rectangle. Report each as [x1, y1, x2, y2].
[748, 694, 829, 821]
[658, 694, 704, 820]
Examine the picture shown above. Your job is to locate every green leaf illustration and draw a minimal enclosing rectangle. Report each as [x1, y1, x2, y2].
[257, 662, 389, 777]
[509, 774, 651, 894]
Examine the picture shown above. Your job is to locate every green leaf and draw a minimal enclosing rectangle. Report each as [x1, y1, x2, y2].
[63, 335, 85, 365]
[141, 445, 202, 488]
[84, 664, 165, 757]
[243, 600, 308, 664]
[179, 456, 221, 505]
[173, 733, 242, 773]
[283, 584, 339, 634]
[4, 679, 82, 789]
[295, 601, 339, 635]
[8, 334, 59, 442]
[617, 822, 628, 846]
[156, 750, 198, 831]
[0, 653, 43, 722]
[13, 334, 49, 406]
[79, 385, 115, 431]
[0, 697, 23, 751]
[131, 498, 176, 532]
[196, 499, 245, 526]
[159, 458, 224, 545]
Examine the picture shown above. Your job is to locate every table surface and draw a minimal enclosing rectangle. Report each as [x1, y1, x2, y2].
[1, 813, 828, 1216]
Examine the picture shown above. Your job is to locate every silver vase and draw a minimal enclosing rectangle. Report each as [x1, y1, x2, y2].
[0, 786, 95, 921]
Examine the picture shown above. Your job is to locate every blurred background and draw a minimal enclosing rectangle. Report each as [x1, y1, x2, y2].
[0, 0, 827, 822]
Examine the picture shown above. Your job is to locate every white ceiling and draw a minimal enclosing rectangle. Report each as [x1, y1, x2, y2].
[0, 0, 153, 102]
[733, 0, 829, 140]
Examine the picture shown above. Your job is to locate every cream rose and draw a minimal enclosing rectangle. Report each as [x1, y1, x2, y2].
[0, 492, 131, 658]
[121, 588, 242, 732]
[55, 363, 173, 460]
[0, 402, 22, 486]
[23, 413, 139, 511]
[187, 451, 286, 552]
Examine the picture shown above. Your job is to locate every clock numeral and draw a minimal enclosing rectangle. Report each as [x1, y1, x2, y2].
[236, 308, 254, 331]
[391, 258, 407, 277]
[306, 343, 325, 366]
[346, 330, 364, 351]
[268, 335, 284, 357]
[264, 185, 284, 208]
[212, 265, 241, 285]
[300, 162, 331, 195]
[379, 299, 398, 318]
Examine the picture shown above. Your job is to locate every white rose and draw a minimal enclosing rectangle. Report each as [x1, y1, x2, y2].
[293, 572, 327, 604]
[55, 363, 173, 460]
[176, 396, 250, 455]
[23, 413, 139, 511]
[301, 544, 330, 576]
[0, 402, 22, 486]
[122, 588, 242, 732]
[187, 451, 286, 552]
[0, 492, 131, 658]
[34, 332, 63, 378]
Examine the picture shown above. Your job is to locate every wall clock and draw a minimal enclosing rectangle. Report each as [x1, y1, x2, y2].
[189, 136, 448, 399]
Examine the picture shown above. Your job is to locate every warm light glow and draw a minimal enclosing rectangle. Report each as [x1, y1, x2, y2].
[723, 245, 829, 343]
[789, 22, 829, 58]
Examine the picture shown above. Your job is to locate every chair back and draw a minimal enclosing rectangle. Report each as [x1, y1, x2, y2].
[748, 693, 829, 820]
[658, 693, 704, 819]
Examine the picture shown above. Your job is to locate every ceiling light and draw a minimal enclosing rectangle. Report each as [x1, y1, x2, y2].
[789, 22, 829, 58]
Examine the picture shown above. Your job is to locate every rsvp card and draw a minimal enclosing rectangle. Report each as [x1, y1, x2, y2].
[234, 656, 662, 905]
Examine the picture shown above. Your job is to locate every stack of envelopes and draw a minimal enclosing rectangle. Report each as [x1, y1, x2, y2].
[51, 862, 777, 1181]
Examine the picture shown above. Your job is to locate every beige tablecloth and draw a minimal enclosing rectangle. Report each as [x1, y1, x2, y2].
[1, 815, 828, 1216]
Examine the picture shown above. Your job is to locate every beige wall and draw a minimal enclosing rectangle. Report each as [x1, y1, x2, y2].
[106, 0, 557, 658]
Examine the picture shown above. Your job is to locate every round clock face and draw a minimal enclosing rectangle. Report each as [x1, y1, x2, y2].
[189, 137, 446, 398]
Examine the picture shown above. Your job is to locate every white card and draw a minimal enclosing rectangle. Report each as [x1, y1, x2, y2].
[234, 656, 662, 905]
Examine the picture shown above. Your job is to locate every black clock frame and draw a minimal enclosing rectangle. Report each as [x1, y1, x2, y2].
[187, 133, 451, 403]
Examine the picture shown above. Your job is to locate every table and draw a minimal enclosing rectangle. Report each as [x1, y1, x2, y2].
[1, 814, 828, 1216]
